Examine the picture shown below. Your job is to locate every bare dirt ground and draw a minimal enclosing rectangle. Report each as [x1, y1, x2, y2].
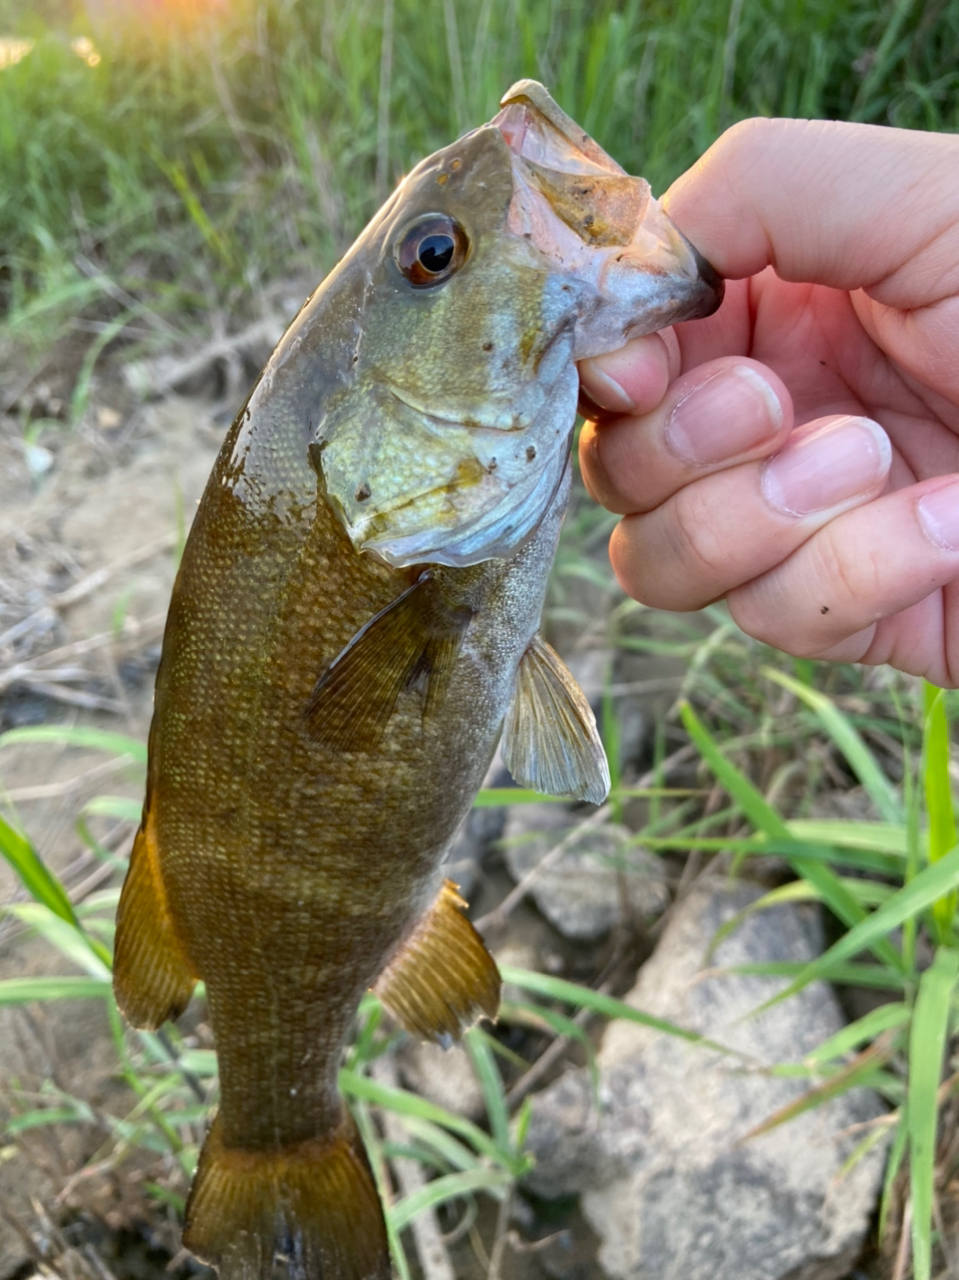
[0, 374, 230, 1276]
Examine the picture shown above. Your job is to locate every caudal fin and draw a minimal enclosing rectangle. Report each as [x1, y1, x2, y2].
[183, 1111, 390, 1280]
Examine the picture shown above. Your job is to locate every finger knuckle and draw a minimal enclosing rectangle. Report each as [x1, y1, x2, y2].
[813, 532, 883, 612]
[669, 485, 733, 585]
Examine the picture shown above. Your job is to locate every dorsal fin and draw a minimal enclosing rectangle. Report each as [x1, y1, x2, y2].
[501, 634, 610, 805]
[303, 571, 471, 752]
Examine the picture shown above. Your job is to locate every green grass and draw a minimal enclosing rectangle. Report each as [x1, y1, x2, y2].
[3, 662, 959, 1274]
[1, 0, 957, 368]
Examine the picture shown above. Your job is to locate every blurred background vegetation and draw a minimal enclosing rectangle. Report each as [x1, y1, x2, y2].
[1, 0, 958, 360]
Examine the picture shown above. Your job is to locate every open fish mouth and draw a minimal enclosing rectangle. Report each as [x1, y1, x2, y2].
[316, 82, 723, 570]
[494, 79, 723, 348]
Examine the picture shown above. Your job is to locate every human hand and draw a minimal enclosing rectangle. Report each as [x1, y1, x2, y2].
[579, 119, 959, 686]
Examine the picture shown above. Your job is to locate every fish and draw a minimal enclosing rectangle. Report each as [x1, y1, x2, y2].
[112, 80, 722, 1280]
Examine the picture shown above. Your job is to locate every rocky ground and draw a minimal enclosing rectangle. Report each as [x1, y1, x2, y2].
[0, 318, 899, 1280]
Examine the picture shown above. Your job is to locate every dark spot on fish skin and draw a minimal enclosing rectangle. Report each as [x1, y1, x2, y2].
[355, 481, 372, 502]
[351, 355, 359, 365]
[307, 443, 326, 479]
[463, 417, 479, 429]
[526, 446, 536, 462]
[482, 341, 494, 352]
[821, 605, 829, 614]
[488, 458, 497, 472]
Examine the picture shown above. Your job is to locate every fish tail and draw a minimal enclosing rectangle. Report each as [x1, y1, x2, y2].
[113, 814, 196, 1029]
[183, 1110, 390, 1280]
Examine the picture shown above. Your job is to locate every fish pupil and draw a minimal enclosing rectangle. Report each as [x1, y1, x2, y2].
[418, 234, 454, 273]
[395, 214, 467, 287]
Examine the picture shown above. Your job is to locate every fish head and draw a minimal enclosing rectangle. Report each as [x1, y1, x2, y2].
[314, 81, 723, 568]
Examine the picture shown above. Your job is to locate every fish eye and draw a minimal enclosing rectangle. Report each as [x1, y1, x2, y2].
[395, 215, 468, 288]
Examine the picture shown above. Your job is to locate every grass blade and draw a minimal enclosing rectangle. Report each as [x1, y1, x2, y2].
[803, 1002, 911, 1065]
[83, 796, 143, 822]
[680, 701, 903, 972]
[922, 682, 958, 937]
[4, 903, 112, 977]
[0, 813, 79, 926]
[908, 946, 959, 1280]
[500, 964, 734, 1056]
[339, 1067, 507, 1167]
[0, 975, 112, 1004]
[751, 845, 959, 1013]
[0, 726, 147, 763]
[764, 669, 901, 823]
[391, 1167, 511, 1232]
[743, 1033, 899, 1141]
[464, 1027, 512, 1156]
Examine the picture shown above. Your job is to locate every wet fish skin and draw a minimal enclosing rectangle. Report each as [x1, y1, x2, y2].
[112, 81, 722, 1280]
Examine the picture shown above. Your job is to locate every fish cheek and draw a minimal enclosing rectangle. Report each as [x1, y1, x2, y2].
[367, 244, 551, 410]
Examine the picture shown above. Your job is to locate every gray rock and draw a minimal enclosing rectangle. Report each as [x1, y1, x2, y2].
[395, 1038, 486, 1122]
[502, 803, 668, 940]
[442, 757, 511, 898]
[524, 880, 888, 1280]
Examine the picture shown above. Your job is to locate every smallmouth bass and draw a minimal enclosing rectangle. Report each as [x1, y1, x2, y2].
[113, 81, 722, 1280]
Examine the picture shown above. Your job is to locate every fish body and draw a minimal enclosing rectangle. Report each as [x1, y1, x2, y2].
[113, 82, 722, 1280]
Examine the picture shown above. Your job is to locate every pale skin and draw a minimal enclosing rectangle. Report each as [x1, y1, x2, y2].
[579, 118, 959, 687]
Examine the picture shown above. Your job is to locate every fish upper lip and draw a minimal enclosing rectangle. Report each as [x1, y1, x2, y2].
[494, 80, 625, 177]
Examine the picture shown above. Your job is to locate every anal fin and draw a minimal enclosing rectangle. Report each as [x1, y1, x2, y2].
[113, 811, 196, 1030]
[374, 880, 500, 1045]
[303, 570, 471, 751]
[184, 1110, 390, 1280]
[501, 633, 610, 805]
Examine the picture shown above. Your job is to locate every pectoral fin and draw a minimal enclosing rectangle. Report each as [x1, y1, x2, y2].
[374, 880, 500, 1045]
[501, 634, 610, 805]
[303, 571, 471, 751]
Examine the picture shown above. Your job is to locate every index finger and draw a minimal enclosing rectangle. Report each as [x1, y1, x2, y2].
[663, 118, 959, 310]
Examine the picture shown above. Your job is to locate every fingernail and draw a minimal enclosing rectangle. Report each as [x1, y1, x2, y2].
[761, 416, 891, 516]
[583, 364, 637, 413]
[665, 366, 783, 464]
[918, 482, 959, 551]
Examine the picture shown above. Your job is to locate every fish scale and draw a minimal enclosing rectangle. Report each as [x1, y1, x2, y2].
[112, 81, 723, 1280]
